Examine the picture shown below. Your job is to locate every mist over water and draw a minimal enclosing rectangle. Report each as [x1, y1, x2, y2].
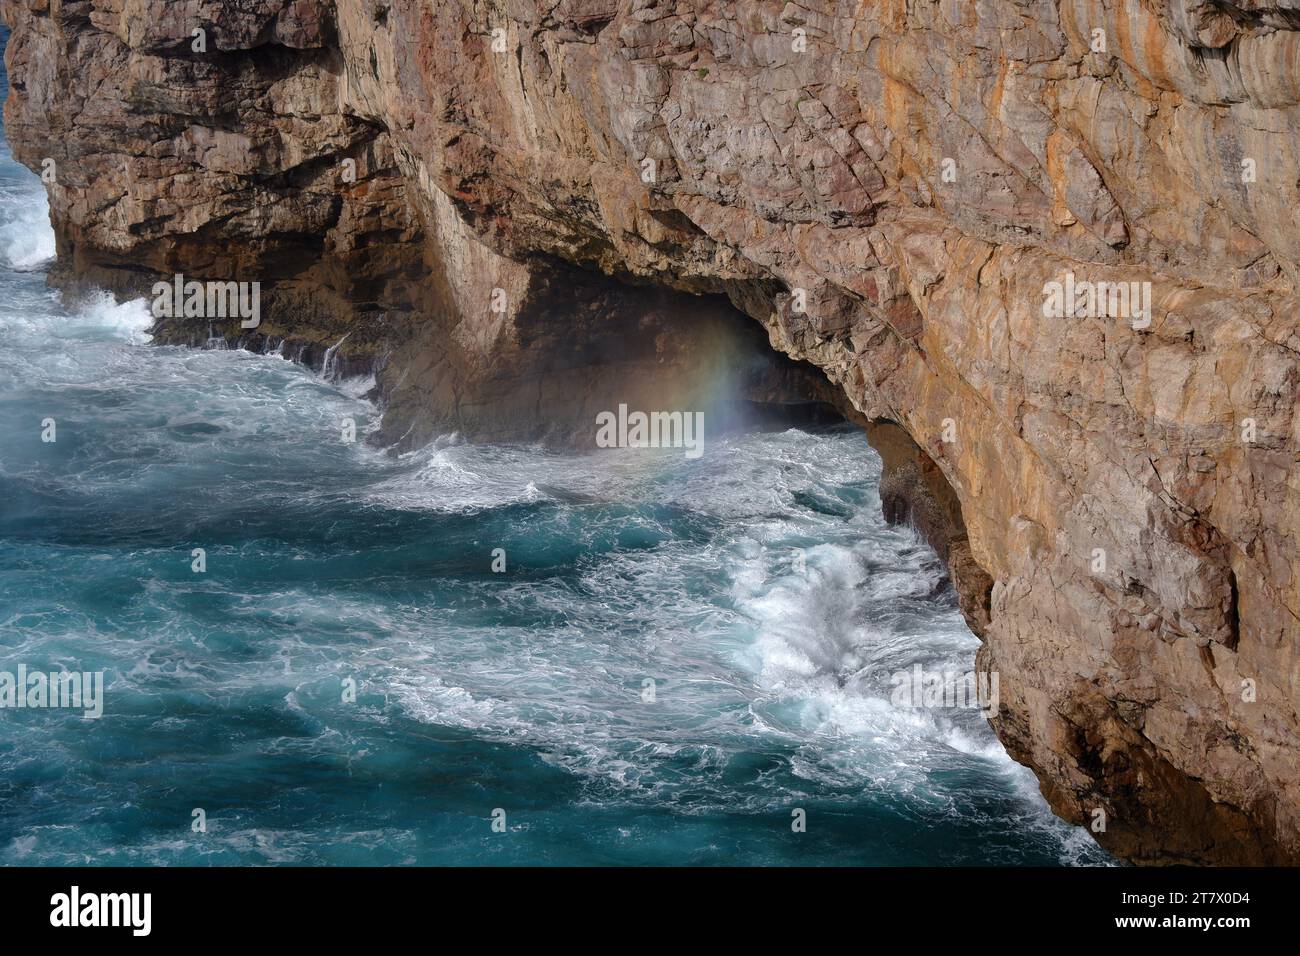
[0, 36, 1109, 865]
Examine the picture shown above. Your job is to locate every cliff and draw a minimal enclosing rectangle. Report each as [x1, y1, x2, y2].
[2, 0, 1297, 864]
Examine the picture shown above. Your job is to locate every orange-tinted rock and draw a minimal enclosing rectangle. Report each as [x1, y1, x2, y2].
[3, 0, 1298, 864]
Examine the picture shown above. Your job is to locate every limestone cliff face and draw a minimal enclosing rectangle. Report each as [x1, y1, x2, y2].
[3, 0, 1298, 864]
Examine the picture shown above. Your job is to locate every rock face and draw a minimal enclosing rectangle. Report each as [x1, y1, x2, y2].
[3, 0, 1298, 864]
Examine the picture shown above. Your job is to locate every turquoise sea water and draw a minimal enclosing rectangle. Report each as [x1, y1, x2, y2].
[0, 28, 1110, 866]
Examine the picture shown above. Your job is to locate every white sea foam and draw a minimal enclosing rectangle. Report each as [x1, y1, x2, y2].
[66, 290, 154, 343]
[0, 186, 54, 271]
[354, 428, 1075, 842]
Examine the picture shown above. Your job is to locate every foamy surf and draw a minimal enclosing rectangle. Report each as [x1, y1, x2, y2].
[0, 165, 53, 272]
[63, 290, 154, 343]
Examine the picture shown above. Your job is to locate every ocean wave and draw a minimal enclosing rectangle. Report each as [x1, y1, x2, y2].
[0, 181, 54, 271]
